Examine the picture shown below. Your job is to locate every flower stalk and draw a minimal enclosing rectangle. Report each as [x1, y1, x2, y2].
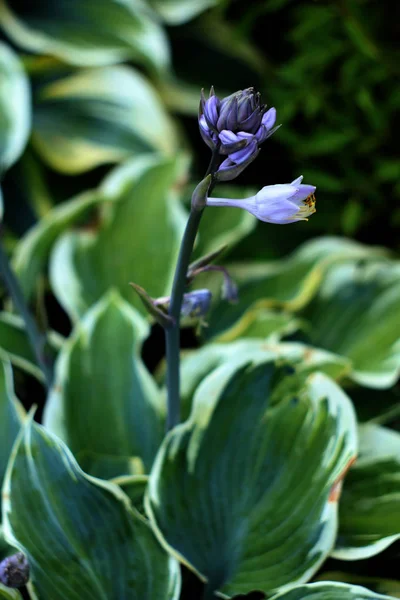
[165, 149, 220, 430]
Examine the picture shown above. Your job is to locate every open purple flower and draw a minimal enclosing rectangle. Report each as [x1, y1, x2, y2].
[199, 87, 280, 180]
[206, 176, 316, 224]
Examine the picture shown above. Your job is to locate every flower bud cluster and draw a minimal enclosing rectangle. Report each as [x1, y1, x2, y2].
[199, 87, 279, 181]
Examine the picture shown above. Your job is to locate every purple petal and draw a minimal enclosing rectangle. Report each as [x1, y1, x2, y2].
[204, 96, 220, 127]
[229, 139, 258, 164]
[219, 130, 239, 145]
[236, 131, 254, 141]
[262, 107, 276, 130]
[291, 175, 303, 186]
[240, 108, 263, 133]
[290, 184, 316, 204]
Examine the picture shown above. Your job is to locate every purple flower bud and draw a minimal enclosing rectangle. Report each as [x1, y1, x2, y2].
[198, 87, 280, 179]
[0, 553, 29, 588]
[207, 176, 317, 223]
[229, 137, 258, 164]
[215, 147, 260, 182]
[199, 115, 217, 149]
[218, 130, 253, 155]
[203, 95, 220, 129]
[181, 289, 212, 318]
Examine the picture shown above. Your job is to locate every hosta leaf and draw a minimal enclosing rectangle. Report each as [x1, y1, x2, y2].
[179, 340, 351, 421]
[0, 356, 23, 556]
[147, 362, 357, 597]
[316, 573, 400, 598]
[32, 66, 178, 174]
[269, 582, 397, 599]
[0, 356, 23, 489]
[49, 156, 187, 320]
[0, 42, 31, 172]
[0, 312, 61, 381]
[2, 418, 181, 600]
[0, 0, 169, 71]
[213, 310, 301, 343]
[206, 237, 385, 340]
[112, 475, 148, 517]
[150, 0, 221, 25]
[302, 261, 400, 388]
[44, 291, 164, 478]
[0, 584, 21, 599]
[13, 189, 103, 300]
[333, 424, 400, 560]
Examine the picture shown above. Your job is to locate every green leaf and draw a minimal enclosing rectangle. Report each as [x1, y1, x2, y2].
[149, 0, 221, 25]
[147, 362, 357, 597]
[269, 582, 397, 599]
[3, 417, 181, 600]
[194, 185, 257, 259]
[302, 261, 400, 388]
[0, 42, 31, 172]
[213, 310, 301, 343]
[333, 424, 400, 560]
[32, 66, 178, 174]
[179, 340, 351, 422]
[112, 475, 148, 518]
[44, 291, 164, 478]
[0, 355, 23, 557]
[316, 572, 400, 598]
[49, 156, 187, 320]
[0, 356, 23, 490]
[0, 312, 61, 381]
[0, 583, 21, 599]
[13, 189, 103, 300]
[0, 0, 169, 71]
[206, 237, 385, 340]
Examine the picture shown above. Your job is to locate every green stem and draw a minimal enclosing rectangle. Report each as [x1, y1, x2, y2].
[0, 240, 52, 388]
[165, 209, 204, 430]
[165, 149, 220, 431]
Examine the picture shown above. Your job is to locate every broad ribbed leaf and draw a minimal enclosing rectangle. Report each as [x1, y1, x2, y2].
[2, 418, 181, 600]
[0, 0, 169, 71]
[0, 312, 61, 381]
[269, 582, 397, 600]
[147, 362, 357, 597]
[179, 340, 351, 421]
[32, 66, 178, 174]
[206, 237, 385, 340]
[150, 0, 221, 24]
[213, 310, 301, 343]
[49, 156, 187, 320]
[0, 43, 31, 172]
[316, 573, 400, 598]
[0, 356, 23, 557]
[44, 291, 164, 478]
[0, 584, 21, 599]
[112, 475, 148, 517]
[302, 261, 400, 388]
[0, 357, 23, 489]
[333, 424, 400, 560]
[13, 189, 102, 300]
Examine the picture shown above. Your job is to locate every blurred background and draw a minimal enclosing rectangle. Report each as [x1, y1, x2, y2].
[1, 0, 398, 258]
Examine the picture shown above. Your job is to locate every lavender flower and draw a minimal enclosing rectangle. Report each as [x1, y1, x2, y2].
[199, 87, 279, 180]
[181, 289, 212, 318]
[0, 553, 29, 588]
[206, 176, 316, 224]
